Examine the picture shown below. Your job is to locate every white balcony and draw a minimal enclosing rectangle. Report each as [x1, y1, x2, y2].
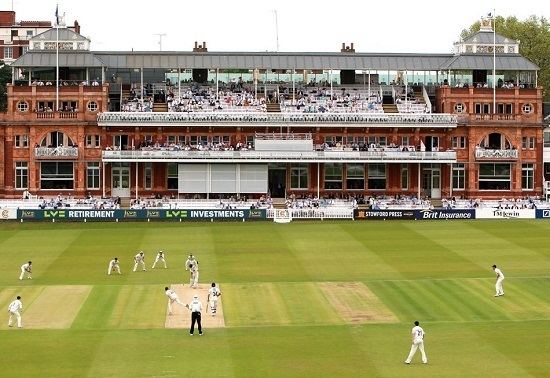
[34, 147, 79, 159]
[475, 148, 518, 160]
[102, 149, 457, 163]
[97, 112, 458, 128]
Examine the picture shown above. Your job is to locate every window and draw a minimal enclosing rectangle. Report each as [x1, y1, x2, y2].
[17, 101, 29, 112]
[77, 42, 85, 50]
[4, 47, 13, 59]
[367, 136, 386, 147]
[401, 164, 409, 190]
[37, 101, 54, 112]
[454, 103, 465, 113]
[189, 135, 208, 147]
[346, 164, 364, 190]
[15, 135, 29, 148]
[544, 131, 550, 148]
[40, 162, 74, 190]
[22, 46, 28, 55]
[11, 30, 18, 37]
[86, 162, 100, 190]
[452, 136, 466, 149]
[452, 164, 465, 190]
[144, 163, 153, 190]
[522, 137, 535, 150]
[522, 103, 533, 114]
[401, 136, 410, 147]
[32, 42, 41, 50]
[497, 103, 513, 114]
[479, 163, 510, 190]
[167, 163, 178, 190]
[15, 162, 28, 189]
[61, 101, 78, 112]
[143, 134, 153, 144]
[475, 103, 491, 114]
[368, 164, 386, 190]
[85, 135, 101, 148]
[26, 30, 34, 37]
[522, 164, 534, 190]
[87, 101, 98, 112]
[290, 164, 308, 189]
[212, 135, 230, 146]
[324, 164, 343, 190]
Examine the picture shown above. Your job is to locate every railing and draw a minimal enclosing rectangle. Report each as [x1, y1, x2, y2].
[97, 112, 458, 126]
[255, 132, 312, 141]
[422, 86, 432, 112]
[102, 149, 457, 162]
[266, 208, 354, 219]
[35, 147, 79, 159]
[475, 148, 518, 160]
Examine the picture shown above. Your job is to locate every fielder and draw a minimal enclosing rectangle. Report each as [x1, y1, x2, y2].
[152, 250, 167, 269]
[492, 264, 505, 297]
[108, 257, 122, 275]
[8, 296, 23, 328]
[185, 254, 198, 271]
[133, 251, 146, 272]
[405, 321, 427, 364]
[19, 261, 32, 280]
[189, 264, 199, 288]
[165, 286, 184, 315]
[207, 282, 221, 316]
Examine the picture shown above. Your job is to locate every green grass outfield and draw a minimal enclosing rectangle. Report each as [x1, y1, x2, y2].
[0, 220, 550, 377]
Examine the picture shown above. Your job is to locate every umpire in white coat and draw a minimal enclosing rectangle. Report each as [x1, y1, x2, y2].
[186, 294, 203, 335]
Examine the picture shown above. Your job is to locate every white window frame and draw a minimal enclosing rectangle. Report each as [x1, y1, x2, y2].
[144, 163, 153, 190]
[290, 164, 308, 190]
[522, 164, 534, 191]
[86, 162, 100, 190]
[15, 161, 28, 190]
[87, 101, 98, 112]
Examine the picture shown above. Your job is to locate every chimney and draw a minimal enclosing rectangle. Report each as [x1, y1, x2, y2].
[193, 41, 208, 52]
[74, 20, 80, 34]
[340, 42, 355, 53]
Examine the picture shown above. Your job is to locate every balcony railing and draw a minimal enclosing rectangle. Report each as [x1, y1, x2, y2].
[475, 148, 518, 160]
[35, 147, 79, 159]
[97, 112, 457, 128]
[102, 149, 457, 163]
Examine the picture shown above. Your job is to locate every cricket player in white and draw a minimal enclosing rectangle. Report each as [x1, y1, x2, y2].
[8, 296, 23, 328]
[133, 251, 146, 272]
[108, 258, 121, 275]
[185, 254, 198, 271]
[405, 321, 427, 364]
[492, 264, 505, 296]
[19, 261, 32, 280]
[165, 286, 184, 315]
[152, 251, 167, 269]
[207, 282, 221, 316]
[190, 264, 199, 288]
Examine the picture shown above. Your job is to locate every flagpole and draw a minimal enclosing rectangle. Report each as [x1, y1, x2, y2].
[56, 8, 59, 111]
[493, 9, 497, 114]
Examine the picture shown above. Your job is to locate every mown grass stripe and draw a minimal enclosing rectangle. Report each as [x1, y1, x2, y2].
[370, 280, 432, 322]
[108, 285, 166, 329]
[71, 285, 122, 329]
[279, 282, 342, 325]
[407, 279, 468, 321]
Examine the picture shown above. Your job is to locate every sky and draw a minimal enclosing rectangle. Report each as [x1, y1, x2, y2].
[7, 0, 549, 53]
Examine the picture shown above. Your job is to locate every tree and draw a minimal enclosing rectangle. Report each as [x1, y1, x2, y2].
[461, 16, 550, 101]
[0, 60, 12, 112]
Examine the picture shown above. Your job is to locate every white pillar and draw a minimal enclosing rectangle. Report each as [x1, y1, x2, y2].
[216, 68, 219, 100]
[417, 163, 421, 199]
[317, 163, 320, 199]
[140, 68, 144, 108]
[102, 162, 106, 198]
[449, 164, 453, 199]
[135, 162, 139, 200]
[178, 68, 181, 99]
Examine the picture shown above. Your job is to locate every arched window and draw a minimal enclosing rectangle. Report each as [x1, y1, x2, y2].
[40, 131, 75, 147]
[478, 133, 513, 150]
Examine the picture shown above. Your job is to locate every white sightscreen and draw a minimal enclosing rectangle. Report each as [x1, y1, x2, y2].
[240, 164, 268, 193]
[178, 164, 208, 193]
[211, 164, 237, 193]
[178, 164, 268, 194]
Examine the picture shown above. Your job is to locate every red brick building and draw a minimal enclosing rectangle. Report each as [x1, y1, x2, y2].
[0, 19, 544, 200]
[0, 10, 79, 64]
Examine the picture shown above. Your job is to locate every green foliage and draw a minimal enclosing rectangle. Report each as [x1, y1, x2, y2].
[0, 60, 12, 111]
[461, 16, 550, 100]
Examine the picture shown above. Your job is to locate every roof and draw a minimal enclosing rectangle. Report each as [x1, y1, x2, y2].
[93, 51, 452, 70]
[12, 52, 105, 68]
[441, 54, 539, 71]
[462, 30, 517, 45]
[32, 27, 89, 42]
[10, 50, 538, 72]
